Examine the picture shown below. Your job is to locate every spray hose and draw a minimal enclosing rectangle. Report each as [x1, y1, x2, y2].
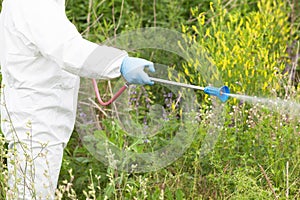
[92, 79, 129, 106]
[92, 77, 230, 106]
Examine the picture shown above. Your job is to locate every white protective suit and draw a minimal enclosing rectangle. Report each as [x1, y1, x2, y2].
[0, 0, 127, 199]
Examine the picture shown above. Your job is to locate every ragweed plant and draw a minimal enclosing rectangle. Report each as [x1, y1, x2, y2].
[0, 85, 55, 199]
[0, 132, 7, 200]
[181, 0, 293, 99]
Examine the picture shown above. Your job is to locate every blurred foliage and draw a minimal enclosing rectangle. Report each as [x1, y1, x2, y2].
[65, 0, 204, 42]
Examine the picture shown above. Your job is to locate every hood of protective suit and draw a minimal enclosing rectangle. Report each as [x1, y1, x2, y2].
[0, 0, 127, 146]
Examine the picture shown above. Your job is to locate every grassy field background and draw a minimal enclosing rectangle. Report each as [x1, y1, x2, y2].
[0, 0, 300, 199]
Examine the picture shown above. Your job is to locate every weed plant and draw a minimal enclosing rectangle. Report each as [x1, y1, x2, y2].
[0, 0, 300, 199]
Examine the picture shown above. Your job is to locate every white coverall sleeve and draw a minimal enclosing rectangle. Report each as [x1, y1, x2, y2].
[15, 0, 127, 79]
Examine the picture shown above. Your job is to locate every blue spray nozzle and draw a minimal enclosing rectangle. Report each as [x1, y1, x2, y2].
[204, 85, 230, 102]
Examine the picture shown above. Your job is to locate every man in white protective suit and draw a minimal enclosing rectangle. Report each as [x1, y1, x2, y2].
[0, 0, 155, 199]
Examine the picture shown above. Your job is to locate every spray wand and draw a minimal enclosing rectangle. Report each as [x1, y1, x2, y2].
[92, 77, 230, 106]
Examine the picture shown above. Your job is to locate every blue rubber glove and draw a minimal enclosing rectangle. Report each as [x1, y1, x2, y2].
[120, 56, 155, 85]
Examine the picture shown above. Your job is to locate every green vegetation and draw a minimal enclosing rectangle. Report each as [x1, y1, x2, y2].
[1, 0, 300, 199]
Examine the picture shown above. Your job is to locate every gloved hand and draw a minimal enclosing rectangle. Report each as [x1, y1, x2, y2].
[120, 56, 155, 85]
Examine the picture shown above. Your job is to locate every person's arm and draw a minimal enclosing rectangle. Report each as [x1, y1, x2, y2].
[14, 0, 127, 79]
